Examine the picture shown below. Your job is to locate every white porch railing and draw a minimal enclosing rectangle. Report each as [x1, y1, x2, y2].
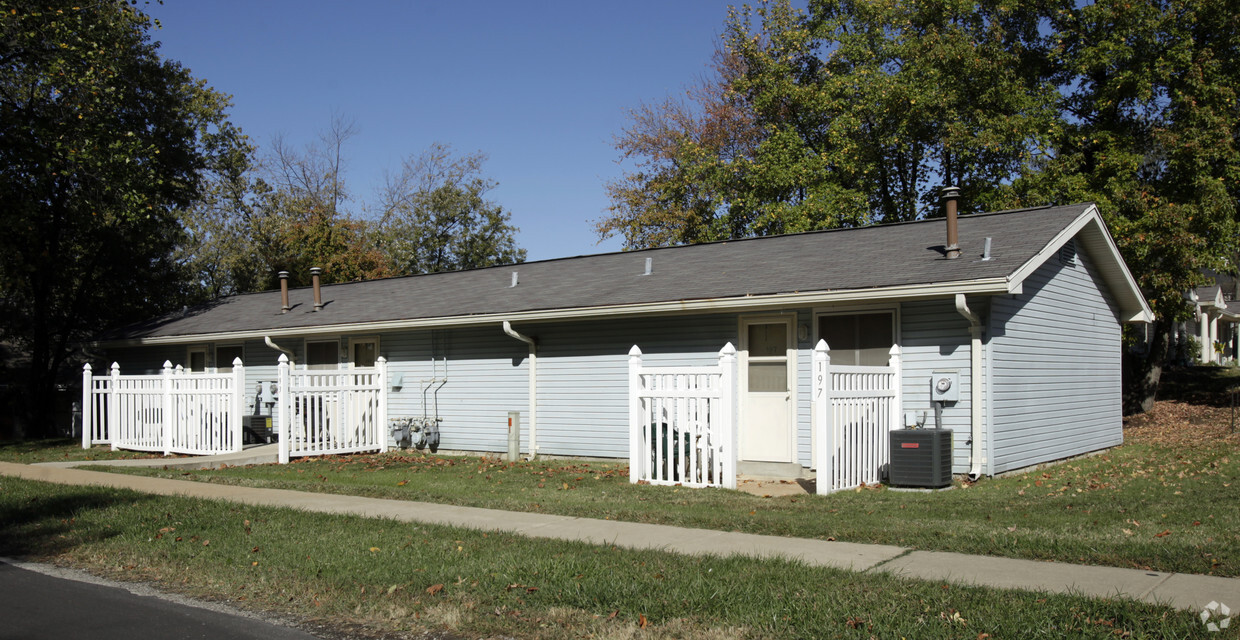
[81, 360, 245, 455]
[628, 343, 736, 489]
[276, 354, 389, 464]
[813, 340, 902, 494]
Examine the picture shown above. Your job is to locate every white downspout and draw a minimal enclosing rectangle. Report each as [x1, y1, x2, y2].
[265, 336, 296, 364]
[502, 321, 537, 460]
[954, 294, 984, 481]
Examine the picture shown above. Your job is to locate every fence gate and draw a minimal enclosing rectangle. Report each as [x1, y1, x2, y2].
[628, 343, 736, 489]
[813, 341, 902, 494]
[276, 354, 389, 464]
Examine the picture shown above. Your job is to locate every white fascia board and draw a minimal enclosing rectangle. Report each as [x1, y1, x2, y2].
[1005, 205, 1153, 323]
[101, 277, 1012, 348]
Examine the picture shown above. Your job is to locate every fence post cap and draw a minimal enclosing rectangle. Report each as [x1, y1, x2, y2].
[628, 345, 642, 357]
[110, 362, 121, 372]
[814, 339, 829, 352]
[232, 357, 244, 367]
[278, 353, 289, 364]
[375, 355, 387, 364]
[889, 344, 902, 356]
[83, 362, 92, 372]
[719, 342, 736, 356]
[162, 360, 173, 370]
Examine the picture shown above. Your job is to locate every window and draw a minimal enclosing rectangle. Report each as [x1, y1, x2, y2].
[306, 341, 339, 370]
[187, 347, 207, 373]
[746, 322, 789, 393]
[216, 345, 244, 373]
[350, 338, 378, 368]
[817, 311, 895, 366]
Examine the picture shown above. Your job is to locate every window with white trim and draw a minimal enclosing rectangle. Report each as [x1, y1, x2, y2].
[350, 338, 378, 368]
[817, 310, 895, 366]
[305, 340, 339, 370]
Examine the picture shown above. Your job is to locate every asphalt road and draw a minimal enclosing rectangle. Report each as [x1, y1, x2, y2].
[0, 558, 324, 640]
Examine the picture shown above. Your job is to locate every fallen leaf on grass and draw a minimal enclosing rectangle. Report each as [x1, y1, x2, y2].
[639, 614, 648, 628]
[426, 583, 444, 595]
[1154, 530, 1171, 538]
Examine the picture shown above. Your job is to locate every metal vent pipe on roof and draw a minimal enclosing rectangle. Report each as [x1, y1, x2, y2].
[278, 271, 291, 313]
[942, 186, 961, 259]
[310, 267, 323, 311]
[510, 271, 519, 288]
[643, 257, 652, 276]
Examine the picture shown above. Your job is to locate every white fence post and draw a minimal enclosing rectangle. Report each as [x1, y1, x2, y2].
[377, 356, 389, 454]
[813, 340, 832, 496]
[161, 360, 174, 456]
[277, 354, 290, 464]
[108, 362, 120, 452]
[719, 342, 737, 490]
[628, 345, 643, 484]
[232, 358, 245, 453]
[81, 364, 92, 449]
[889, 345, 903, 433]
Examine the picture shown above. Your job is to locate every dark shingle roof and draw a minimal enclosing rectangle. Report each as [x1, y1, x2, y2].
[106, 204, 1106, 341]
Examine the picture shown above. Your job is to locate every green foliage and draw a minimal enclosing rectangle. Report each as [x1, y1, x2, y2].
[604, 0, 1240, 380]
[602, 0, 1063, 247]
[377, 144, 526, 274]
[0, 0, 246, 432]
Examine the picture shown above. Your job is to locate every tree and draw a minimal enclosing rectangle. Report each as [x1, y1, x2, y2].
[0, 0, 247, 434]
[600, 0, 1063, 249]
[378, 144, 526, 274]
[1008, 0, 1240, 411]
[176, 116, 395, 296]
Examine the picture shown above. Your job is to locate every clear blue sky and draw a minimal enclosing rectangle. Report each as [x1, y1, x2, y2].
[143, 1, 742, 261]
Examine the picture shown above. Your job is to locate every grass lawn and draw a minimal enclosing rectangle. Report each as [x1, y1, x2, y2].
[0, 476, 1216, 639]
[92, 394, 1240, 579]
[0, 438, 167, 464]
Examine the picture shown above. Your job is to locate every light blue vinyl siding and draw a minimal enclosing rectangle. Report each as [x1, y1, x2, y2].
[897, 298, 983, 473]
[989, 240, 1123, 473]
[534, 314, 737, 458]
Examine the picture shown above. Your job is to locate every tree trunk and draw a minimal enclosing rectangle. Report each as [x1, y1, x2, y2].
[1123, 321, 1170, 415]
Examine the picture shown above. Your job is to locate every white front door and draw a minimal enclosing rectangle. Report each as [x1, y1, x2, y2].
[739, 316, 795, 463]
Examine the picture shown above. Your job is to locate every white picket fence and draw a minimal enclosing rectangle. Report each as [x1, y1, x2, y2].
[628, 343, 736, 489]
[82, 360, 245, 455]
[275, 354, 389, 464]
[813, 340, 902, 494]
[81, 368, 112, 446]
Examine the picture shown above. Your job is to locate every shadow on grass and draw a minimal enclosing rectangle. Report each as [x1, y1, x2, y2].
[0, 489, 143, 557]
[1157, 366, 1240, 407]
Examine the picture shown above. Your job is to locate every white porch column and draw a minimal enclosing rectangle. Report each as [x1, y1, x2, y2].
[718, 342, 737, 490]
[628, 346, 643, 485]
[277, 354, 291, 464]
[1200, 309, 1210, 364]
[813, 340, 832, 496]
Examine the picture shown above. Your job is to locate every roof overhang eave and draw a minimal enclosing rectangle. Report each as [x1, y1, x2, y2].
[97, 277, 1014, 348]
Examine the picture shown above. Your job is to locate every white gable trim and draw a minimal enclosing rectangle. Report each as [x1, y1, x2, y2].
[1005, 205, 1153, 323]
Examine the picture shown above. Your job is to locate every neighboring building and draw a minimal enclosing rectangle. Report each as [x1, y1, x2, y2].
[1184, 281, 1240, 365]
[97, 201, 1151, 479]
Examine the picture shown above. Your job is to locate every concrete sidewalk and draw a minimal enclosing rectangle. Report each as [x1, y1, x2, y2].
[2, 459, 1237, 614]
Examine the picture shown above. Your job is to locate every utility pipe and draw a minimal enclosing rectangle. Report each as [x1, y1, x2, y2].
[954, 294, 984, 481]
[264, 336, 296, 364]
[502, 321, 538, 460]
